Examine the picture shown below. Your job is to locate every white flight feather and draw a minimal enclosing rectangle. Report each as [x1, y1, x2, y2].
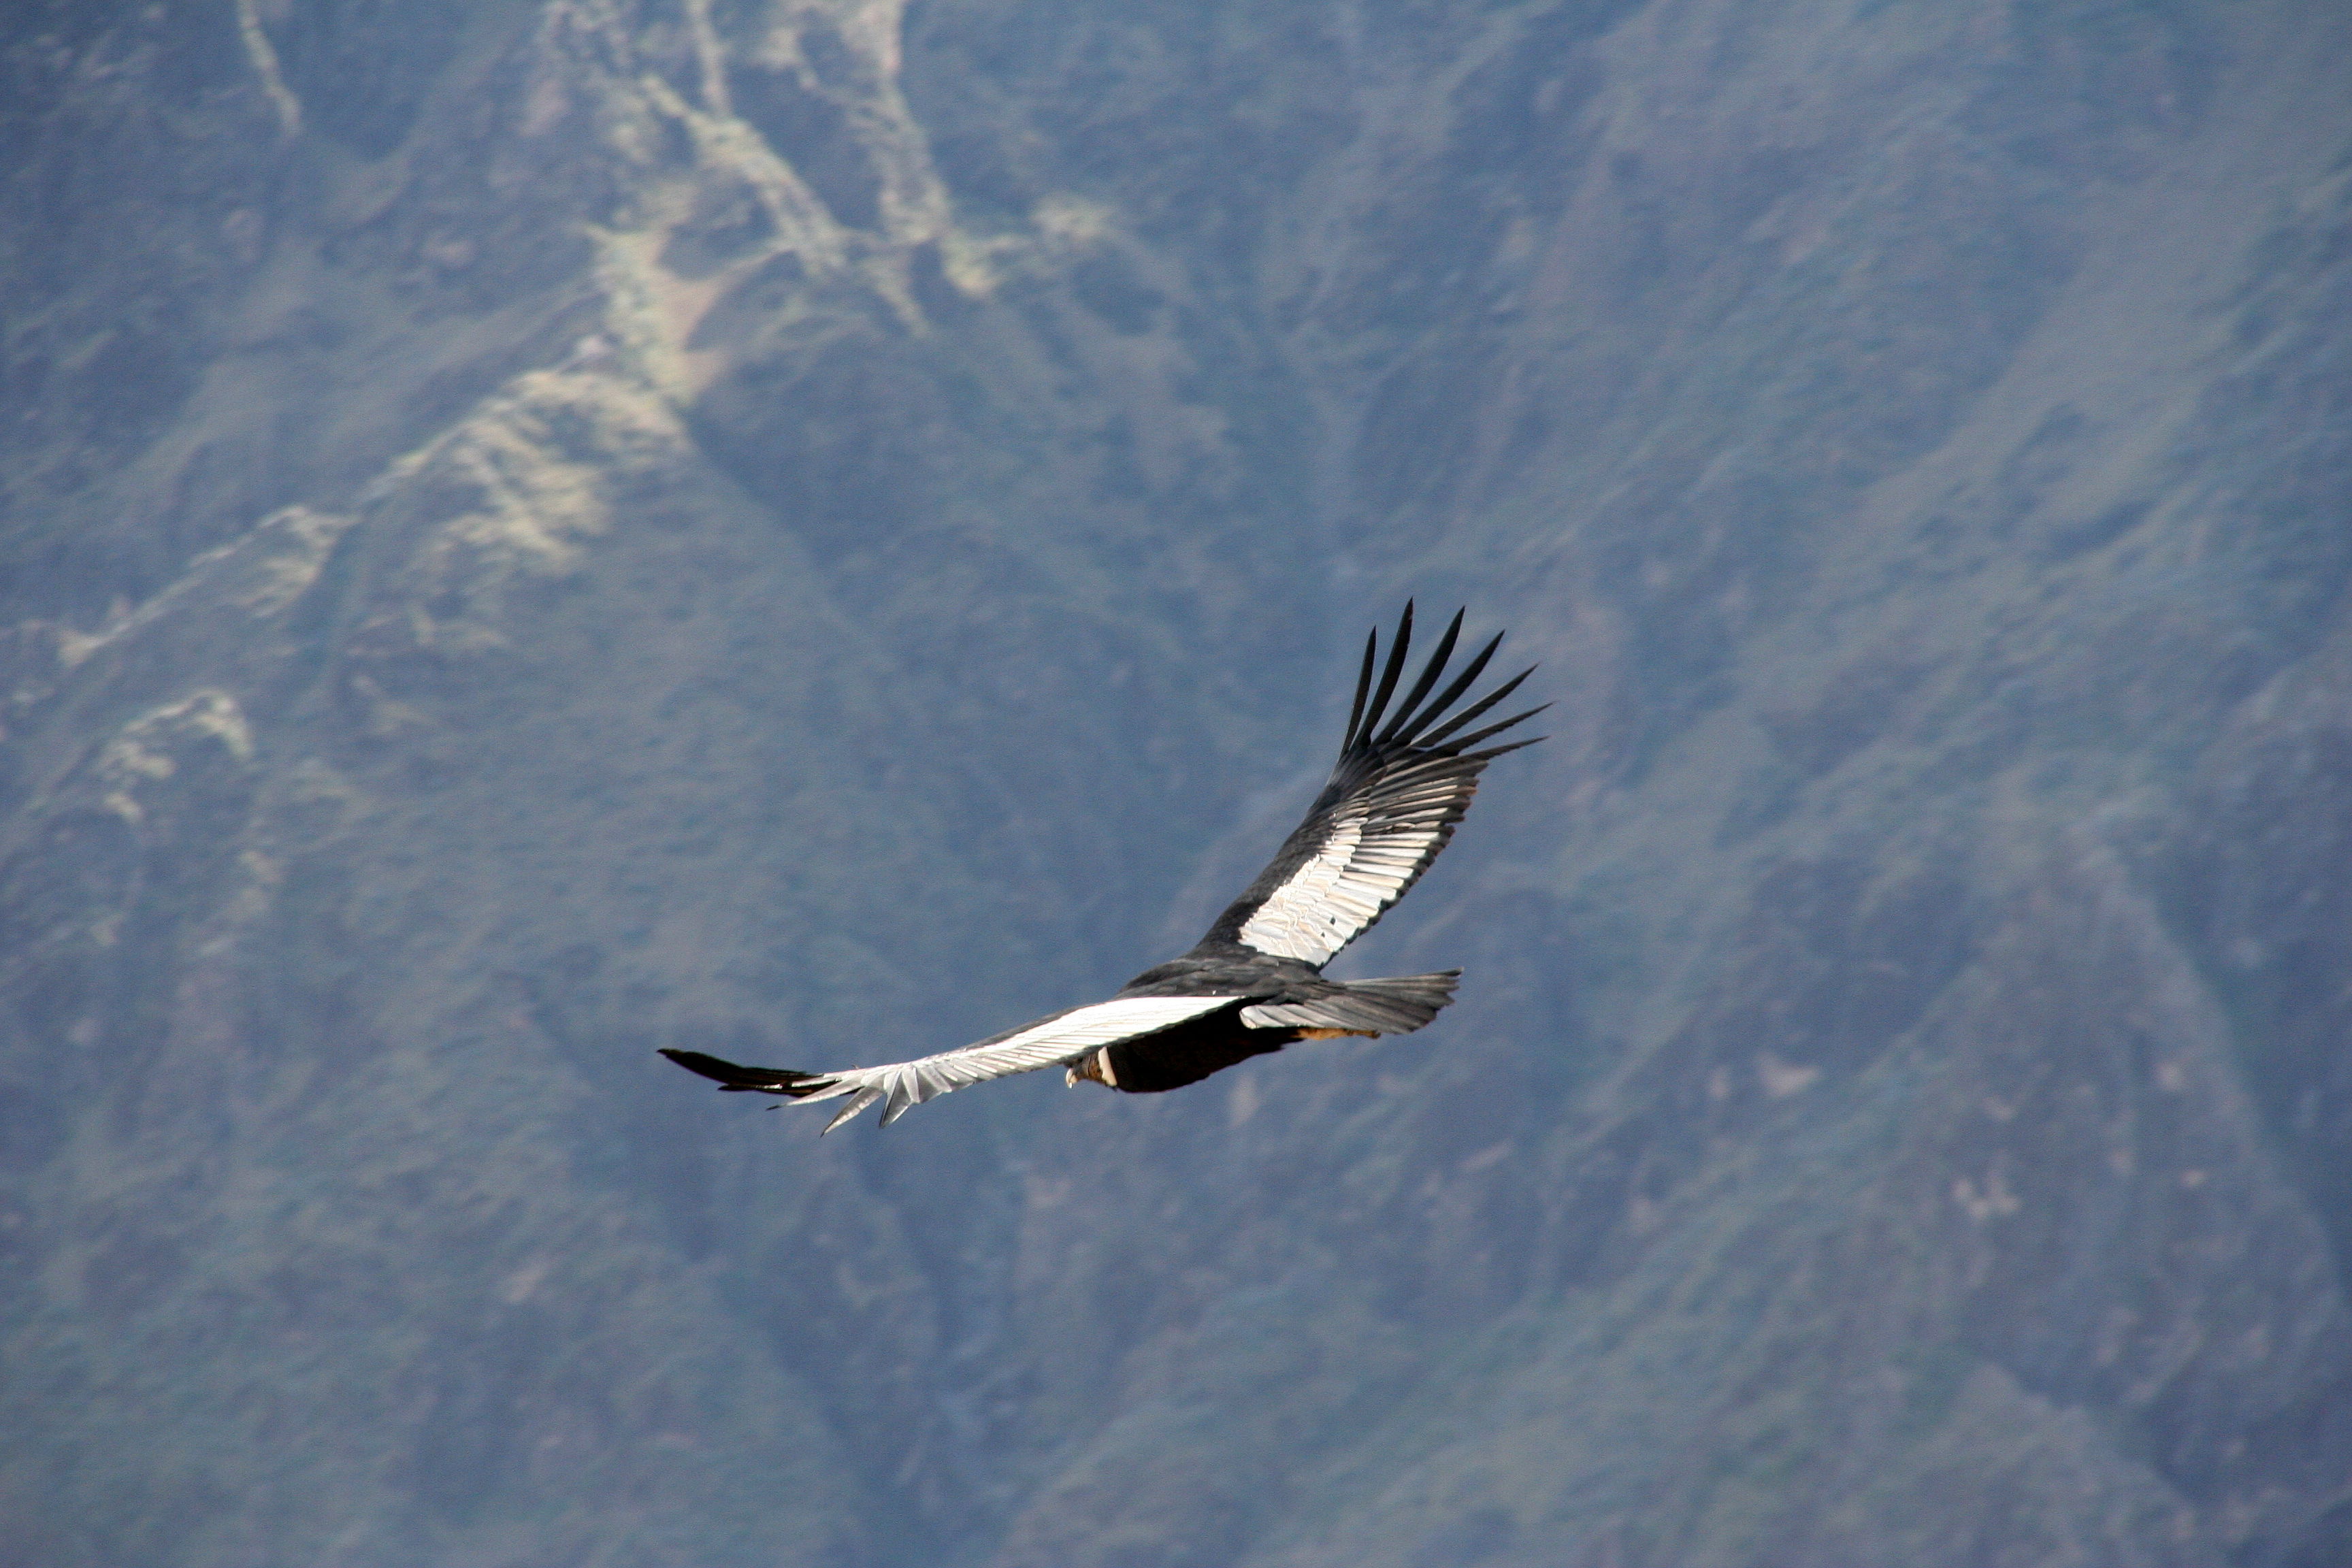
[1237, 797, 1458, 966]
[795, 994, 1234, 1130]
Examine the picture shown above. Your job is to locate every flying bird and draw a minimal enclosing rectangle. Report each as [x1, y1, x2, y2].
[661, 604, 1544, 1130]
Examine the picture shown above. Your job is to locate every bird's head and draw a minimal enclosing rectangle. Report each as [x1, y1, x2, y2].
[1065, 1049, 1114, 1089]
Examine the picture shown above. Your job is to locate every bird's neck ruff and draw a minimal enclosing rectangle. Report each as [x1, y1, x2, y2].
[1065, 1047, 1117, 1088]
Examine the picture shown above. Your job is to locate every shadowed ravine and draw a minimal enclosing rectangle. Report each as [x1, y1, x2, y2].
[3, 1, 2350, 1564]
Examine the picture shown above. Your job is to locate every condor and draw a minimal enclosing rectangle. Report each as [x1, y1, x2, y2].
[662, 604, 1544, 1130]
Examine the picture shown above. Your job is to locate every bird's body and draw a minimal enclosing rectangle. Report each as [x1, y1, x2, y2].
[662, 604, 1542, 1130]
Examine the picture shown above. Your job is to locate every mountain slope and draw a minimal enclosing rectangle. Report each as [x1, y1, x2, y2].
[3, 2, 2349, 1565]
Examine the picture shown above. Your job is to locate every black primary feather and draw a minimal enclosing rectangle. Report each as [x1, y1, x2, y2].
[658, 1048, 832, 1096]
[1375, 608, 1463, 746]
[1341, 628, 1378, 751]
[1356, 600, 1418, 745]
[1392, 631, 1503, 747]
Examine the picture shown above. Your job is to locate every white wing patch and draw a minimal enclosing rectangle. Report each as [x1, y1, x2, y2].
[1237, 765, 1473, 966]
[797, 994, 1232, 1130]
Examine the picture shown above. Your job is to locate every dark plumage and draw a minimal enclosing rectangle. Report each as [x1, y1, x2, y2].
[662, 604, 1544, 1129]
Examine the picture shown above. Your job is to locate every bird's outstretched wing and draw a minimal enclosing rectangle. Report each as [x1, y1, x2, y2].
[660, 994, 1234, 1131]
[1198, 604, 1544, 968]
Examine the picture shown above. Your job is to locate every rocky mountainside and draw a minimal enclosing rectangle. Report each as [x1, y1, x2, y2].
[3, 1, 2349, 1564]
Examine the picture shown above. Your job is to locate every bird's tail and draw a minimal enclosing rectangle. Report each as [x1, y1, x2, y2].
[1239, 970, 1462, 1035]
[659, 1048, 836, 1097]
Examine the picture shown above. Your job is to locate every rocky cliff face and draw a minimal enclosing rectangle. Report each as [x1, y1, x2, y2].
[4, 1, 2349, 1564]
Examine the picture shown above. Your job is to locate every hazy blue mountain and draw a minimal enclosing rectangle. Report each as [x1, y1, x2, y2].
[3, 2, 2349, 1564]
